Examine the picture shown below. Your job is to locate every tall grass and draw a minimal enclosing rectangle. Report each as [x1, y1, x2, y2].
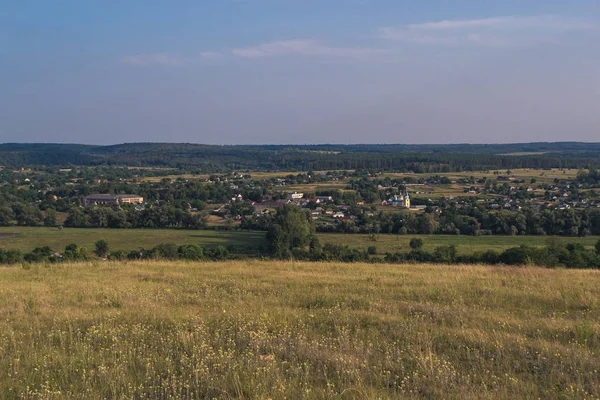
[1, 261, 599, 399]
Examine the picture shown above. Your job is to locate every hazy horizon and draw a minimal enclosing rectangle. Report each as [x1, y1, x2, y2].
[2, 1, 599, 145]
[3, 141, 600, 147]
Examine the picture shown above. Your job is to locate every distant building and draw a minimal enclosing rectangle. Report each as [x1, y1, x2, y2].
[387, 192, 411, 208]
[316, 195, 333, 202]
[83, 194, 143, 207]
[287, 192, 304, 200]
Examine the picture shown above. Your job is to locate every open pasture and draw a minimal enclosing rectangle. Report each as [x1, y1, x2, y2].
[319, 233, 600, 255]
[1, 227, 598, 256]
[0, 227, 264, 254]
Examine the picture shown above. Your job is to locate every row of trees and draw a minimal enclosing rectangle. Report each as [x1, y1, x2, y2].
[2, 237, 600, 269]
[243, 204, 600, 237]
[64, 205, 206, 229]
[0, 241, 233, 265]
[5, 143, 600, 170]
[263, 205, 600, 269]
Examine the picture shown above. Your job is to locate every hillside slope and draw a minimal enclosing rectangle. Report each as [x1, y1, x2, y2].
[1, 261, 598, 398]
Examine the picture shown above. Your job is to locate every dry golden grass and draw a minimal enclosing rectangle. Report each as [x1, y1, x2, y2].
[1, 261, 599, 399]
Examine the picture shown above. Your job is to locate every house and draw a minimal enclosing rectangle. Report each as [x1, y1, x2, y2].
[83, 194, 144, 207]
[287, 192, 304, 200]
[316, 195, 333, 202]
[253, 200, 291, 213]
[117, 195, 144, 205]
[333, 211, 345, 218]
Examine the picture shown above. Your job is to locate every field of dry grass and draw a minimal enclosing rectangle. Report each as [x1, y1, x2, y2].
[383, 168, 580, 184]
[1, 260, 599, 399]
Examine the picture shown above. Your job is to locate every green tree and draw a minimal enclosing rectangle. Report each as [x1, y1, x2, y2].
[266, 204, 315, 258]
[44, 208, 57, 227]
[94, 240, 109, 258]
[0, 206, 15, 226]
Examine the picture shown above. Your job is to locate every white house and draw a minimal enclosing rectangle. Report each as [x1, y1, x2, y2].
[287, 192, 304, 200]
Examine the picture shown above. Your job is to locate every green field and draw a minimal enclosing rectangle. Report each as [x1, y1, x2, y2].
[320, 233, 600, 255]
[1, 260, 599, 398]
[0, 227, 265, 253]
[1, 227, 598, 256]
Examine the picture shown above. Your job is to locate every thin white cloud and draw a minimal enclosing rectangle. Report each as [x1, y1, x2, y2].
[122, 53, 185, 66]
[199, 51, 220, 59]
[232, 39, 388, 58]
[381, 15, 596, 46]
[122, 51, 222, 66]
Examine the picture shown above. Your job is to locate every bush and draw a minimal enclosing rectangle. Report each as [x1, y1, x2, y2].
[367, 246, 377, 255]
[63, 244, 88, 261]
[178, 244, 204, 261]
[433, 245, 457, 264]
[320, 243, 368, 262]
[153, 243, 180, 260]
[479, 250, 500, 265]
[24, 246, 54, 263]
[108, 250, 128, 261]
[409, 238, 424, 250]
[499, 246, 533, 265]
[205, 246, 230, 261]
[0, 249, 24, 265]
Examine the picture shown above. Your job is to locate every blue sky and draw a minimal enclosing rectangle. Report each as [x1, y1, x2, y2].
[2, 1, 599, 145]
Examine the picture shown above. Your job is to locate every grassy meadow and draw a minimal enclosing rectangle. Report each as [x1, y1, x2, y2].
[1, 260, 599, 398]
[1, 226, 598, 256]
[0, 227, 265, 254]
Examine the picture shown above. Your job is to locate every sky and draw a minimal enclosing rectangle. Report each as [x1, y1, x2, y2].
[1, 0, 599, 145]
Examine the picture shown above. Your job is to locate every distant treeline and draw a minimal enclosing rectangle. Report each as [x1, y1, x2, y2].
[2, 142, 600, 171]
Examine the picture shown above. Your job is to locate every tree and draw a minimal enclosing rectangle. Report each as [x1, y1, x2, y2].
[596, 240, 600, 255]
[409, 238, 424, 251]
[95, 240, 109, 258]
[266, 204, 315, 258]
[44, 208, 57, 227]
[0, 206, 14, 226]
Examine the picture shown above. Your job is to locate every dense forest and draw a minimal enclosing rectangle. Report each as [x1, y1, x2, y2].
[2, 142, 600, 172]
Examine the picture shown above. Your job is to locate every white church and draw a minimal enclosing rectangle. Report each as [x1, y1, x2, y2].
[385, 191, 411, 208]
